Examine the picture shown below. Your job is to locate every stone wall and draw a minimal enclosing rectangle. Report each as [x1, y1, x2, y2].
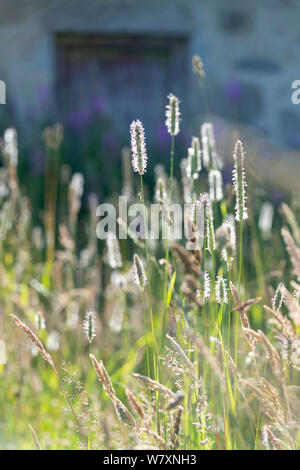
[0, 0, 300, 149]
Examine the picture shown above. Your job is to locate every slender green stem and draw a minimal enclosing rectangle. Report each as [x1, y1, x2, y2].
[233, 222, 244, 448]
[238, 222, 243, 295]
[88, 343, 92, 450]
[227, 265, 231, 352]
[169, 135, 175, 199]
[54, 369, 88, 449]
[161, 135, 175, 350]
[235, 222, 244, 365]
[141, 290, 150, 379]
[140, 175, 159, 378]
[140, 175, 149, 262]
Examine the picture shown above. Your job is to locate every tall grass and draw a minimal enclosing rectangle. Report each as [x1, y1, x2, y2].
[0, 61, 300, 450]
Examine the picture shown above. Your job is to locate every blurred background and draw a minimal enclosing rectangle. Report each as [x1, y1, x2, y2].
[0, 0, 299, 209]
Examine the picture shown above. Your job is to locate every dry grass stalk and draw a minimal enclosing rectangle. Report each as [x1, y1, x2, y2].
[233, 297, 262, 312]
[281, 227, 300, 280]
[230, 283, 258, 350]
[283, 287, 300, 327]
[171, 243, 201, 278]
[10, 314, 55, 370]
[125, 388, 145, 420]
[229, 281, 239, 304]
[257, 330, 284, 384]
[166, 334, 196, 380]
[113, 396, 136, 430]
[242, 328, 260, 341]
[140, 428, 166, 448]
[171, 407, 182, 449]
[264, 304, 295, 339]
[242, 377, 285, 425]
[225, 349, 240, 381]
[263, 425, 286, 450]
[29, 424, 42, 450]
[90, 355, 136, 431]
[10, 315, 87, 449]
[131, 373, 175, 398]
[89, 354, 115, 398]
[186, 331, 224, 389]
[280, 203, 300, 244]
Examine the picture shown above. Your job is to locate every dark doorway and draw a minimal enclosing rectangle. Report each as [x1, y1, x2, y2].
[55, 33, 187, 197]
[56, 33, 187, 140]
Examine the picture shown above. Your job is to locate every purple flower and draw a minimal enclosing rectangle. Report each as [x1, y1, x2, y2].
[67, 108, 92, 129]
[225, 79, 243, 101]
[156, 124, 169, 149]
[92, 96, 105, 115]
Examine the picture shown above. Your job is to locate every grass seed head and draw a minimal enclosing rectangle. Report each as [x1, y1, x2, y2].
[29, 424, 42, 450]
[165, 94, 180, 137]
[192, 54, 206, 78]
[89, 354, 115, 398]
[232, 139, 248, 222]
[272, 282, 285, 312]
[130, 119, 147, 175]
[83, 311, 96, 344]
[125, 388, 145, 420]
[215, 275, 228, 305]
[133, 254, 147, 290]
[10, 314, 55, 370]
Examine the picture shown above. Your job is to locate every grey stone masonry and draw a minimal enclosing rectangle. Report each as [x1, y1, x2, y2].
[0, 0, 300, 149]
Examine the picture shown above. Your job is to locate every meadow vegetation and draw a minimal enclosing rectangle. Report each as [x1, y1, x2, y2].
[0, 58, 300, 450]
